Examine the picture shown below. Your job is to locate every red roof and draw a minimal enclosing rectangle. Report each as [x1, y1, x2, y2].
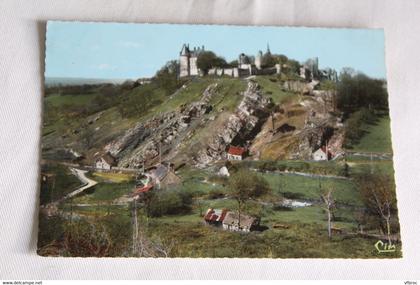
[132, 184, 153, 196]
[228, 146, 246, 156]
[204, 208, 229, 222]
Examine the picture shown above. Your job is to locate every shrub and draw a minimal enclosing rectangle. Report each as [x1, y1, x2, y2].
[207, 188, 226, 199]
[147, 188, 193, 217]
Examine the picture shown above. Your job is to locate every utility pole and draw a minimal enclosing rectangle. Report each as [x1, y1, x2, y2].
[132, 199, 139, 256]
[370, 152, 374, 174]
[159, 140, 162, 165]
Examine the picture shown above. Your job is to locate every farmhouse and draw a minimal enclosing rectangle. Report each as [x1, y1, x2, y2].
[312, 146, 332, 161]
[149, 163, 181, 189]
[227, 146, 247, 161]
[222, 212, 260, 232]
[94, 153, 116, 170]
[204, 208, 229, 226]
[204, 208, 260, 232]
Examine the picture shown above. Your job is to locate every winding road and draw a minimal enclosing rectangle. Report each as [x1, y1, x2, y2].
[64, 168, 98, 199]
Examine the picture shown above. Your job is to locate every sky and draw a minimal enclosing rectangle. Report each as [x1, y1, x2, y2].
[45, 21, 386, 80]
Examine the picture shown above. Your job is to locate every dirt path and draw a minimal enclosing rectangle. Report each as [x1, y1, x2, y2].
[63, 168, 98, 199]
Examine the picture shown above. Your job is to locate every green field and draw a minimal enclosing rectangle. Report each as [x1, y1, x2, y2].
[46, 93, 98, 107]
[262, 173, 362, 206]
[349, 115, 393, 153]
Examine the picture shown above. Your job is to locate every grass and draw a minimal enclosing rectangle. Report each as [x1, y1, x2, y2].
[261, 173, 363, 206]
[254, 76, 296, 104]
[145, 218, 401, 258]
[72, 181, 135, 203]
[149, 77, 216, 115]
[43, 164, 401, 258]
[91, 171, 134, 183]
[45, 93, 98, 107]
[208, 78, 246, 112]
[349, 115, 393, 153]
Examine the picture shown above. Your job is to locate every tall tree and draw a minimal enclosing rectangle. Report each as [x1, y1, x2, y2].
[228, 169, 270, 227]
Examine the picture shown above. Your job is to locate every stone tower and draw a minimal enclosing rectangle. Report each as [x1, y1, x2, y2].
[255, 50, 263, 70]
[179, 44, 191, 77]
[266, 43, 271, 55]
[179, 44, 204, 78]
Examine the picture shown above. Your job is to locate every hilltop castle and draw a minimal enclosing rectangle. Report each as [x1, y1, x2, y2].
[178, 43, 337, 81]
[179, 43, 280, 78]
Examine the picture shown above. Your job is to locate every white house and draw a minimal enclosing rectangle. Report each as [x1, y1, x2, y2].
[94, 153, 116, 170]
[312, 147, 331, 161]
[227, 146, 246, 161]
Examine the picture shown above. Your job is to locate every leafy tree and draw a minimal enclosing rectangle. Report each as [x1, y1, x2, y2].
[261, 53, 276, 68]
[229, 59, 239, 67]
[286, 59, 301, 74]
[337, 69, 388, 114]
[343, 108, 376, 147]
[197, 51, 227, 74]
[273, 54, 288, 65]
[146, 188, 193, 217]
[228, 169, 270, 226]
[153, 60, 183, 96]
[344, 112, 364, 146]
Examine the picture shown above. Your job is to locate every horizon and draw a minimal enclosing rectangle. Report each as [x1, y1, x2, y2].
[45, 22, 387, 80]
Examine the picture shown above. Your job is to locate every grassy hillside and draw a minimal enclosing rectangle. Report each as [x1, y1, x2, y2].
[254, 76, 296, 104]
[349, 115, 393, 153]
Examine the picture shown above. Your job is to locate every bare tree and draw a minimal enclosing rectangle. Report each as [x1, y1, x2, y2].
[359, 175, 396, 244]
[131, 198, 174, 257]
[321, 186, 335, 239]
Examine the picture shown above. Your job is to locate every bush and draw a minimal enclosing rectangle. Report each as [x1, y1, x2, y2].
[207, 188, 226, 199]
[337, 71, 388, 115]
[147, 188, 193, 217]
[197, 51, 227, 74]
[343, 108, 376, 147]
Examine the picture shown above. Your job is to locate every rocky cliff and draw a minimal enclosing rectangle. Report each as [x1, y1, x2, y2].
[105, 84, 219, 168]
[195, 81, 270, 166]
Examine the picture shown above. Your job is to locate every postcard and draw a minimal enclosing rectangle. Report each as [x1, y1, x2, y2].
[38, 21, 401, 258]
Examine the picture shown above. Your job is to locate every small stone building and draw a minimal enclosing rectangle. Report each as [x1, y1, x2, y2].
[222, 212, 260, 232]
[94, 153, 116, 170]
[149, 163, 181, 189]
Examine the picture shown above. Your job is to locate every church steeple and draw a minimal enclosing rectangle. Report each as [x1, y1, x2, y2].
[266, 43, 271, 55]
